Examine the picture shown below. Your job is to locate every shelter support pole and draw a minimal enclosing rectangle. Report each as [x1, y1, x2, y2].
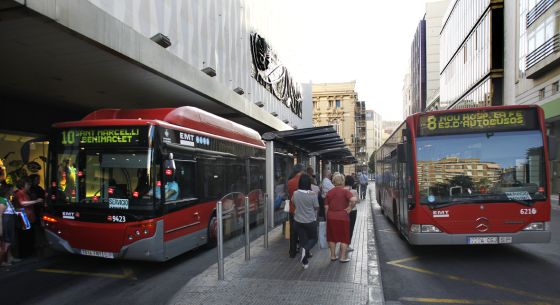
[265, 141, 274, 241]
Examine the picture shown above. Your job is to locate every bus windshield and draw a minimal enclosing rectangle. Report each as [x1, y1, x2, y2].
[415, 130, 546, 206]
[52, 148, 155, 210]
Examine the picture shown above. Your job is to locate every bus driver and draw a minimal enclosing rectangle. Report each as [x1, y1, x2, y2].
[146, 174, 179, 201]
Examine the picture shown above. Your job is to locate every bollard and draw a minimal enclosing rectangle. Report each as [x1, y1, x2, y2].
[244, 196, 250, 261]
[264, 193, 269, 248]
[217, 200, 224, 281]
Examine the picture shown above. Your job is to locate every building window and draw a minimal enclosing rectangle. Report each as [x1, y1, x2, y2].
[328, 100, 333, 108]
[335, 99, 341, 108]
[553, 82, 559, 95]
[539, 88, 546, 100]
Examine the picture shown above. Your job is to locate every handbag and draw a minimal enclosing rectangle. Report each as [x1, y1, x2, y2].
[283, 199, 290, 213]
[318, 221, 327, 249]
[7, 200, 30, 230]
[16, 208, 31, 230]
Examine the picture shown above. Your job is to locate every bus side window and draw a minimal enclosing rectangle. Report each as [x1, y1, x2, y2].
[174, 160, 196, 200]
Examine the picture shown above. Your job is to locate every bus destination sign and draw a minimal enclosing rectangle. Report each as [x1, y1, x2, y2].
[58, 127, 148, 146]
[418, 108, 538, 136]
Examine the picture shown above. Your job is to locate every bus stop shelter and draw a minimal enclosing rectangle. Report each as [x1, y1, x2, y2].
[262, 126, 356, 226]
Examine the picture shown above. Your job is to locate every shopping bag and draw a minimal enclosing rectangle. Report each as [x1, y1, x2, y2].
[284, 220, 290, 240]
[318, 221, 327, 249]
[16, 208, 31, 230]
[283, 199, 290, 213]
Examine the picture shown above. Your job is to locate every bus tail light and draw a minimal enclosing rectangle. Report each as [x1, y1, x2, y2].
[124, 221, 156, 245]
[42, 215, 61, 234]
[411, 224, 441, 233]
[522, 222, 546, 231]
[42, 215, 58, 223]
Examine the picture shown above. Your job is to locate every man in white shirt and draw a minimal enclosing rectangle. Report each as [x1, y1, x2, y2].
[321, 170, 334, 199]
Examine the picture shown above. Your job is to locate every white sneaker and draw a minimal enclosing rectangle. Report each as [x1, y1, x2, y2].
[302, 263, 309, 269]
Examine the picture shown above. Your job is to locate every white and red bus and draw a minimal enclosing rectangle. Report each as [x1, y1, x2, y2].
[43, 106, 285, 261]
[375, 105, 551, 245]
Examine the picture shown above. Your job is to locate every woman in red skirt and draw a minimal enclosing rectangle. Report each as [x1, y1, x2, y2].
[324, 173, 357, 262]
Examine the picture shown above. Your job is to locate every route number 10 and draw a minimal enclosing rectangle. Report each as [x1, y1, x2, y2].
[61, 130, 76, 145]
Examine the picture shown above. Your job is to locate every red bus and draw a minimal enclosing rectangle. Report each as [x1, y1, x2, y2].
[43, 106, 282, 261]
[375, 105, 551, 245]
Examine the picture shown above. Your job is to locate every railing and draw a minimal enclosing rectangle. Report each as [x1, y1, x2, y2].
[526, 33, 560, 70]
[216, 190, 267, 280]
[527, 0, 557, 27]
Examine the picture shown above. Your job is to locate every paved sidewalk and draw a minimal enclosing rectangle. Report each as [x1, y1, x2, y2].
[168, 200, 384, 305]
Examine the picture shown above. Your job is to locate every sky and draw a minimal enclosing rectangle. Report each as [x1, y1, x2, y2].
[262, 0, 435, 121]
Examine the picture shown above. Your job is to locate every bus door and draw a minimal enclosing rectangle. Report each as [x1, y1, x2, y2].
[159, 148, 202, 244]
[396, 132, 410, 235]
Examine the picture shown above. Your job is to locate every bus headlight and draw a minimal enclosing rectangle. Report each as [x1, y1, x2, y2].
[522, 222, 545, 231]
[411, 224, 441, 233]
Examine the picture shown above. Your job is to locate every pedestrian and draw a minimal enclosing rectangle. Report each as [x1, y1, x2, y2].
[274, 176, 286, 210]
[292, 174, 319, 269]
[28, 174, 47, 253]
[320, 170, 334, 219]
[306, 166, 317, 186]
[12, 177, 42, 258]
[325, 173, 357, 263]
[287, 164, 305, 258]
[344, 175, 359, 252]
[358, 171, 368, 200]
[0, 182, 20, 266]
[28, 174, 45, 221]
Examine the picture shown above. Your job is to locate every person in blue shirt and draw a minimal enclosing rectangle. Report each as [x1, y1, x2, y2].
[155, 180, 179, 201]
[146, 174, 179, 201]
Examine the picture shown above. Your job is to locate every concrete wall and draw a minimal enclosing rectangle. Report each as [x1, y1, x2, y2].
[15, 0, 305, 131]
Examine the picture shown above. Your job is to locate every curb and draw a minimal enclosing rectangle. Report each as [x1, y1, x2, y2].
[368, 198, 386, 305]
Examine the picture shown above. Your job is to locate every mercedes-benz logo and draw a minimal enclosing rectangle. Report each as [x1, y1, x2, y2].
[476, 217, 489, 232]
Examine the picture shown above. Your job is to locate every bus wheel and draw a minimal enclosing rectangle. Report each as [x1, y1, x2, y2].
[205, 213, 217, 249]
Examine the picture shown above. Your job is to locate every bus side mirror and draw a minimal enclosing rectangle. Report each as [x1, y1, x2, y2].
[397, 143, 406, 163]
[401, 129, 410, 142]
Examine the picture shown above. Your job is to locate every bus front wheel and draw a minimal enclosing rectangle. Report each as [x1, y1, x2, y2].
[206, 213, 217, 249]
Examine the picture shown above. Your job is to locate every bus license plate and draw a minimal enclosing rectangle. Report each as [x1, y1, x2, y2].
[80, 249, 115, 258]
[468, 236, 498, 244]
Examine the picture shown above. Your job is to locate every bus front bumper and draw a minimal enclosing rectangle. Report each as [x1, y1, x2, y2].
[407, 230, 551, 245]
[44, 220, 166, 261]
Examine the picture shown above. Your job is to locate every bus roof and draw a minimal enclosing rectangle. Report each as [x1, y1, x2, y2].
[53, 106, 264, 147]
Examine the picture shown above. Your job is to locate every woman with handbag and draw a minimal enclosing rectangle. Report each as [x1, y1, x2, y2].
[1, 182, 19, 266]
[13, 177, 43, 258]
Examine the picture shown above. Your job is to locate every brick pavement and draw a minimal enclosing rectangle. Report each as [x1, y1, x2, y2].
[168, 199, 384, 305]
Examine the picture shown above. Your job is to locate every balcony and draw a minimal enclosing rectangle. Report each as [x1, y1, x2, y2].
[526, 33, 560, 79]
[527, 0, 556, 27]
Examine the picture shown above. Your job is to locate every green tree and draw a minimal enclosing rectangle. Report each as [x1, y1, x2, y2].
[448, 175, 474, 190]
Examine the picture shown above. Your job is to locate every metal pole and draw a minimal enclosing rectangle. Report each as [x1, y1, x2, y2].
[265, 140, 274, 229]
[217, 200, 224, 281]
[264, 193, 269, 248]
[244, 196, 250, 261]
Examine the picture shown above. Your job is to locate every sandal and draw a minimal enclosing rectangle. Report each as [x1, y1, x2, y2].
[330, 256, 338, 261]
[339, 258, 351, 263]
